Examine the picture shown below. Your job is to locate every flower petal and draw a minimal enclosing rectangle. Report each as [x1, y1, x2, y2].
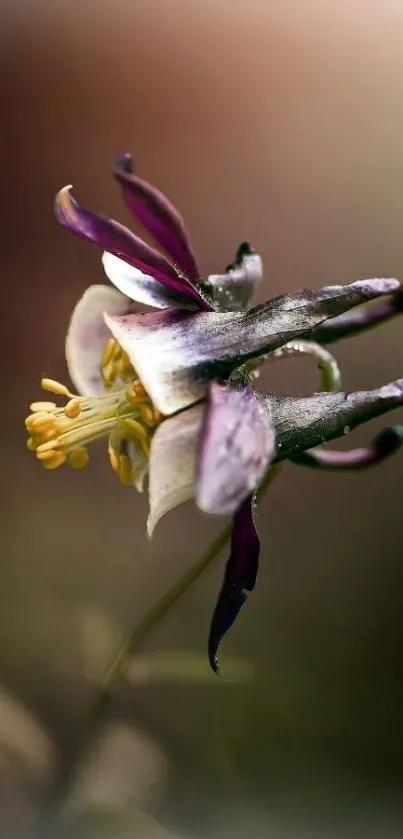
[208, 497, 259, 675]
[147, 405, 203, 537]
[205, 243, 263, 311]
[268, 379, 403, 461]
[104, 278, 400, 415]
[55, 186, 208, 309]
[65, 284, 132, 396]
[102, 251, 198, 310]
[311, 287, 403, 345]
[196, 382, 275, 515]
[113, 154, 200, 280]
[290, 425, 403, 470]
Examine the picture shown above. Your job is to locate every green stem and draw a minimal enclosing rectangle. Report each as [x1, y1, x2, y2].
[101, 522, 233, 695]
[50, 465, 282, 819]
[100, 463, 282, 699]
[270, 339, 342, 392]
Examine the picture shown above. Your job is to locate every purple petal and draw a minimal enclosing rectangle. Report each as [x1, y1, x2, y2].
[196, 382, 275, 515]
[267, 380, 403, 461]
[102, 252, 199, 310]
[311, 288, 403, 345]
[104, 278, 400, 415]
[113, 154, 200, 281]
[290, 425, 403, 470]
[55, 186, 208, 309]
[208, 497, 259, 675]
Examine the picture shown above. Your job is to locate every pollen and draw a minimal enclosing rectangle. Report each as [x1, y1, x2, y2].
[64, 398, 81, 418]
[25, 341, 163, 486]
[100, 337, 136, 389]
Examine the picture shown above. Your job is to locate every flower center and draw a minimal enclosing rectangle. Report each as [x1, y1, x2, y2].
[25, 340, 162, 485]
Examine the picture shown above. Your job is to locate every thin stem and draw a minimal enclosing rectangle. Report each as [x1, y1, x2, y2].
[101, 523, 233, 695]
[270, 339, 342, 392]
[50, 523, 232, 813]
[50, 464, 281, 818]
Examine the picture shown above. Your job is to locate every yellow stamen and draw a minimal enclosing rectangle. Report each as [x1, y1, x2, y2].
[108, 446, 120, 473]
[119, 454, 133, 485]
[123, 418, 150, 456]
[29, 401, 57, 413]
[112, 342, 123, 361]
[64, 398, 81, 419]
[100, 338, 135, 389]
[41, 378, 73, 397]
[101, 337, 116, 369]
[139, 404, 157, 427]
[36, 449, 67, 466]
[26, 341, 162, 481]
[68, 447, 89, 469]
[36, 439, 60, 454]
[42, 452, 67, 470]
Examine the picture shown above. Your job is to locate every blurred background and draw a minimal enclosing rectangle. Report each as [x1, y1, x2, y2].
[2, 0, 403, 836]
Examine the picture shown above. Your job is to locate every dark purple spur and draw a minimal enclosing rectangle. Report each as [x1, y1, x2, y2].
[25, 154, 403, 673]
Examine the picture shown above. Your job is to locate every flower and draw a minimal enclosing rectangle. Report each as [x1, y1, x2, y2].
[25, 155, 403, 673]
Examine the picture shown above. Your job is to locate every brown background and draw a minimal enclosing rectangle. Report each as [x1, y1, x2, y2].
[2, 1, 403, 836]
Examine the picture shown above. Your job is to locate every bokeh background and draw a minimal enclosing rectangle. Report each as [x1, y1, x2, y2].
[2, 1, 403, 836]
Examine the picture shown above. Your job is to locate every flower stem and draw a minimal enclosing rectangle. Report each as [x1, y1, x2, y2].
[50, 522, 232, 814]
[102, 523, 233, 695]
[50, 465, 280, 817]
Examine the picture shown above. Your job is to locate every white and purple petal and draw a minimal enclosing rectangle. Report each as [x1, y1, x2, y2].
[290, 425, 403, 471]
[55, 186, 208, 310]
[208, 497, 260, 675]
[269, 379, 403, 460]
[102, 252, 198, 310]
[196, 382, 275, 515]
[206, 243, 263, 312]
[113, 154, 200, 281]
[65, 284, 133, 396]
[104, 278, 399, 416]
[311, 286, 403, 345]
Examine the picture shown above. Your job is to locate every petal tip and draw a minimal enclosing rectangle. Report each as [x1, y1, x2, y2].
[113, 153, 135, 175]
[352, 277, 400, 295]
[54, 184, 74, 217]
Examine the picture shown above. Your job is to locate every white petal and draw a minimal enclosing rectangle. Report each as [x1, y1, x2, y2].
[102, 251, 197, 310]
[65, 284, 132, 396]
[147, 405, 203, 537]
[207, 252, 263, 311]
[103, 308, 210, 415]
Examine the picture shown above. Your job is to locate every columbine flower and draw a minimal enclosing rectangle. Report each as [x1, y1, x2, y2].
[25, 154, 403, 672]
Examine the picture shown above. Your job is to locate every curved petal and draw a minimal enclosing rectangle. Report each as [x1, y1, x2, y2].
[65, 284, 132, 396]
[147, 405, 203, 537]
[208, 497, 259, 675]
[205, 243, 263, 312]
[311, 287, 403, 345]
[268, 379, 403, 461]
[113, 154, 200, 280]
[55, 186, 208, 309]
[104, 277, 399, 415]
[196, 382, 275, 515]
[102, 251, 198, 310]
[290, 425, 403, 470]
